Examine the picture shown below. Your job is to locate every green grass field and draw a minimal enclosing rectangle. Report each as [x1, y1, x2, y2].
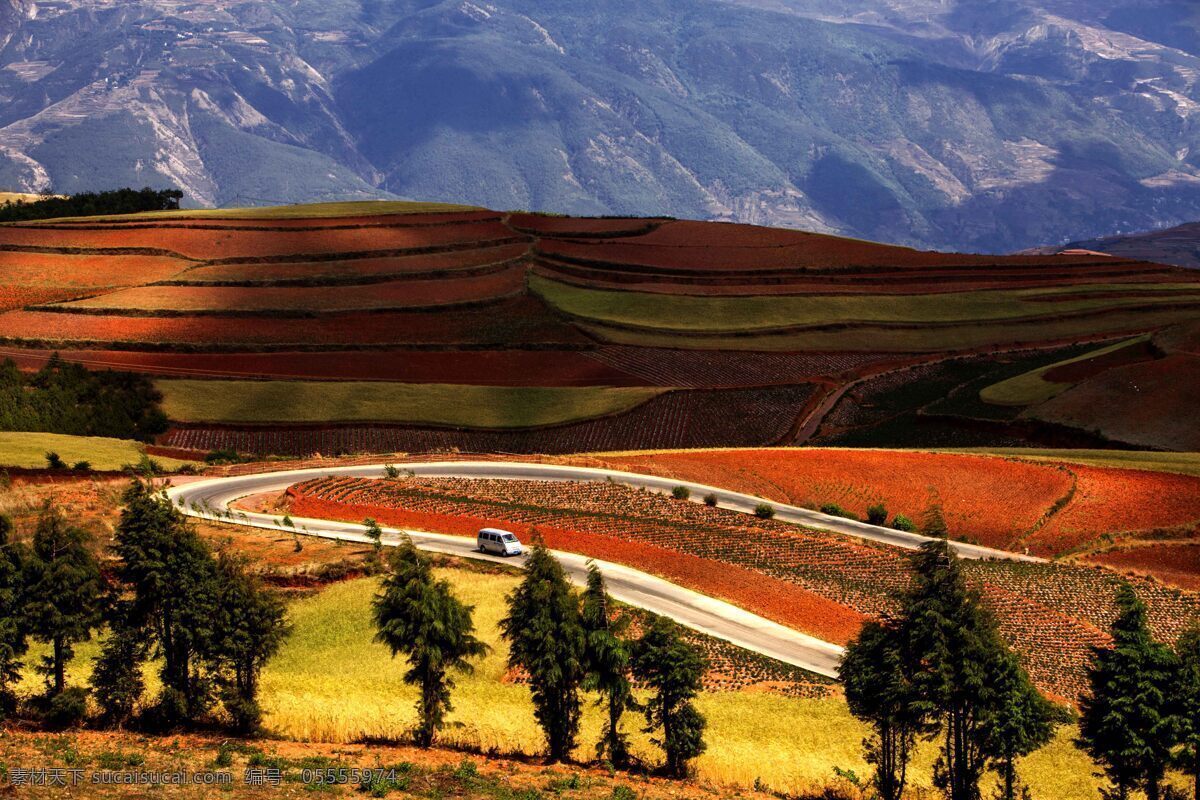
[0, 432, 193, 471]
[24, 200, 481, 224]
[532, 274, 1200, 334]
[156, 380, 665, 427]
[579, 306, 1200, 353]
[979, 335, 1150, 407]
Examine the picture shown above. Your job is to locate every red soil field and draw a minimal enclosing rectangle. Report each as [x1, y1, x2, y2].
[286, 485, 867, 643]
[0, 296, 591, 349]
[508, 213, 661, 237]
[0, 286, 88, 312]
[0, 219, 518, 260]
[0, 347, 644, 386]
[599, 449, 1074, 549]
[1028, 464, 1200, 555]
[178, 244, 528, 284]
[0, 251, 191, 288]
[1084, 544, 1200, 591]
[25, 209, 501, 229]
[585, 346, 896, 387]
[54, 263, 526, 314]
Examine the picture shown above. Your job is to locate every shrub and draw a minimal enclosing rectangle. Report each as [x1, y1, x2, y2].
[384, 464, 401, 479]
[890, 514, 916, 532]
[754, 503, 775, 519]
[44, 687, 89, 729]
[204, 448, 245, 465]
[45, 451, 66, 470]
[820, 503, 858, 521]
[671, 485, 691, 501]
[866, 504, 888, 526]
[703, 493, 718, 507]
[71, 461, 91, 472]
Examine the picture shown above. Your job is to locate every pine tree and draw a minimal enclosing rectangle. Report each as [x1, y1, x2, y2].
[211, 551, 290, 734]
[632, 617, 707, 778]
[1078, 583, 1180, 800]
[21, 505, 103, 697]
[114, 480, 221, 723]
[90, 604, 149, 726]
[901, 539, 1008, 800]
[980, 650, 1058, 800]
[364, 517, 383, 556]
[0, 515, 28, 716]
[1177, 621, 1200, 800]
[580, 562, 633, 767]
[841, 618, 931, 800]
[499, 537, 586, 762]
[373, 535, 488, 747]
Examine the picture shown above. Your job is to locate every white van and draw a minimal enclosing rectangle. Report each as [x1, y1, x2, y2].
[477, 528, 523, 557]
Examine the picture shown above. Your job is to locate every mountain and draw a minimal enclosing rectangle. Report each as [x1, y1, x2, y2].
[1045, 219, 1200, 268]
[1, 0, 1200, 252]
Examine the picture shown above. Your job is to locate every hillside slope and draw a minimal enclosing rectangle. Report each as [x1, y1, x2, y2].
[2, 0, 1200, 251]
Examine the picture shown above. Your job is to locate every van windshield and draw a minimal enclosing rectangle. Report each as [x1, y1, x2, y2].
[502, 534, 516, 542]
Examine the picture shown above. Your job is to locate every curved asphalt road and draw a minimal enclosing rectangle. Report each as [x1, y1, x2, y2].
[167, 461, 1041, 680]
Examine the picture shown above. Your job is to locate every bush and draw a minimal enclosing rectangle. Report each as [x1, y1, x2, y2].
[384, 464, 401, 479]
[703, 492, 718, 507]
[754, 503, 775, 519]
[890, 514, 916, 532]
[671, 485, 691, 501]
[866, 504, 888, 526]
[820, 503, 858, 521]
[45, 451, 66, 470]
[44, 687, 89, 729]
[71, 461, 91, 472]
[222, 688, 263, 736]
[204, 448, 245, 465]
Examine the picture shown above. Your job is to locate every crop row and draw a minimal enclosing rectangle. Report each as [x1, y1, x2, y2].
[0, 219, 517, 260]
[0, 296, 592, 350]
[0, 252, 191, 290]
[176, 244, 529, 285]
[50, 264, 527, 315]
[584, 346, 892, 387]
[162, 384, 817, 455]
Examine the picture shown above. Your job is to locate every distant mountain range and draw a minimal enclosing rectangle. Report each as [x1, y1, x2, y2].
[2, 0, 1200, 252]
[1038, 220, 1200, 268]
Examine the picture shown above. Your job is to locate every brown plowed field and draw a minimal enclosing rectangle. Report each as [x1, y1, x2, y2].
[20, 209, 501, 229]
[0, 251, 192, 288]
[507, 213, 661, 236]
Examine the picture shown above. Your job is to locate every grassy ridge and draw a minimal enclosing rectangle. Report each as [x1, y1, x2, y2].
[531, 275, 1200, 333]
[156, 380, 666, 427]
[979, 335, 1150, 407]
[0, 431, 193, 470]
[580, 306, 1200, 352]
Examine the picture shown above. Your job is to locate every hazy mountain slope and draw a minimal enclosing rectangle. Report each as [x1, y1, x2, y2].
[1, 0, 1200, 251]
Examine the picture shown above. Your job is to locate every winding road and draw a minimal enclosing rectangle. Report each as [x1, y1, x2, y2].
[167, 461, 1041, 680]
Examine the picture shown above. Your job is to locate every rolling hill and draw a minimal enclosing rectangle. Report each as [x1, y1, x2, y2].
[0, 200, 1196, 456]
[3, 0, 1200, 252]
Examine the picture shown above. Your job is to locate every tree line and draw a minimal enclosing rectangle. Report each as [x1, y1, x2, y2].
[0, 356, 168, 442]
[841, 537, 1200, 800]
[373, 535, 709, 777]
[0, 481, 287, 732]
[0, 188, 182, 222]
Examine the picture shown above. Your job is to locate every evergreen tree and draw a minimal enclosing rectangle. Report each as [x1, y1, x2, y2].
[901, 540, 1007, 800]
[0, 515, 28, 716]
[499, 537, 586, 762]
[114, 481, 220, 722]
[1177, 622, 1200, 800]
[21, 506, 103, 697]
[90, 605, 149, 726]
[373, 536, 487, 747]
[980, 651, 1058, 800]
[580, 562, 633, 767]
[1078, 584, 1180, 800]
[364, 518, 384, 558]
[841, 618, 931, 800]
[211, 551, 290, 734]
[920, 498, 949, 539]
[631, 617, 707, 778]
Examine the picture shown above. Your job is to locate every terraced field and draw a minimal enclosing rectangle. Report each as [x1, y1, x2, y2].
[0, 200, 1196, 453]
